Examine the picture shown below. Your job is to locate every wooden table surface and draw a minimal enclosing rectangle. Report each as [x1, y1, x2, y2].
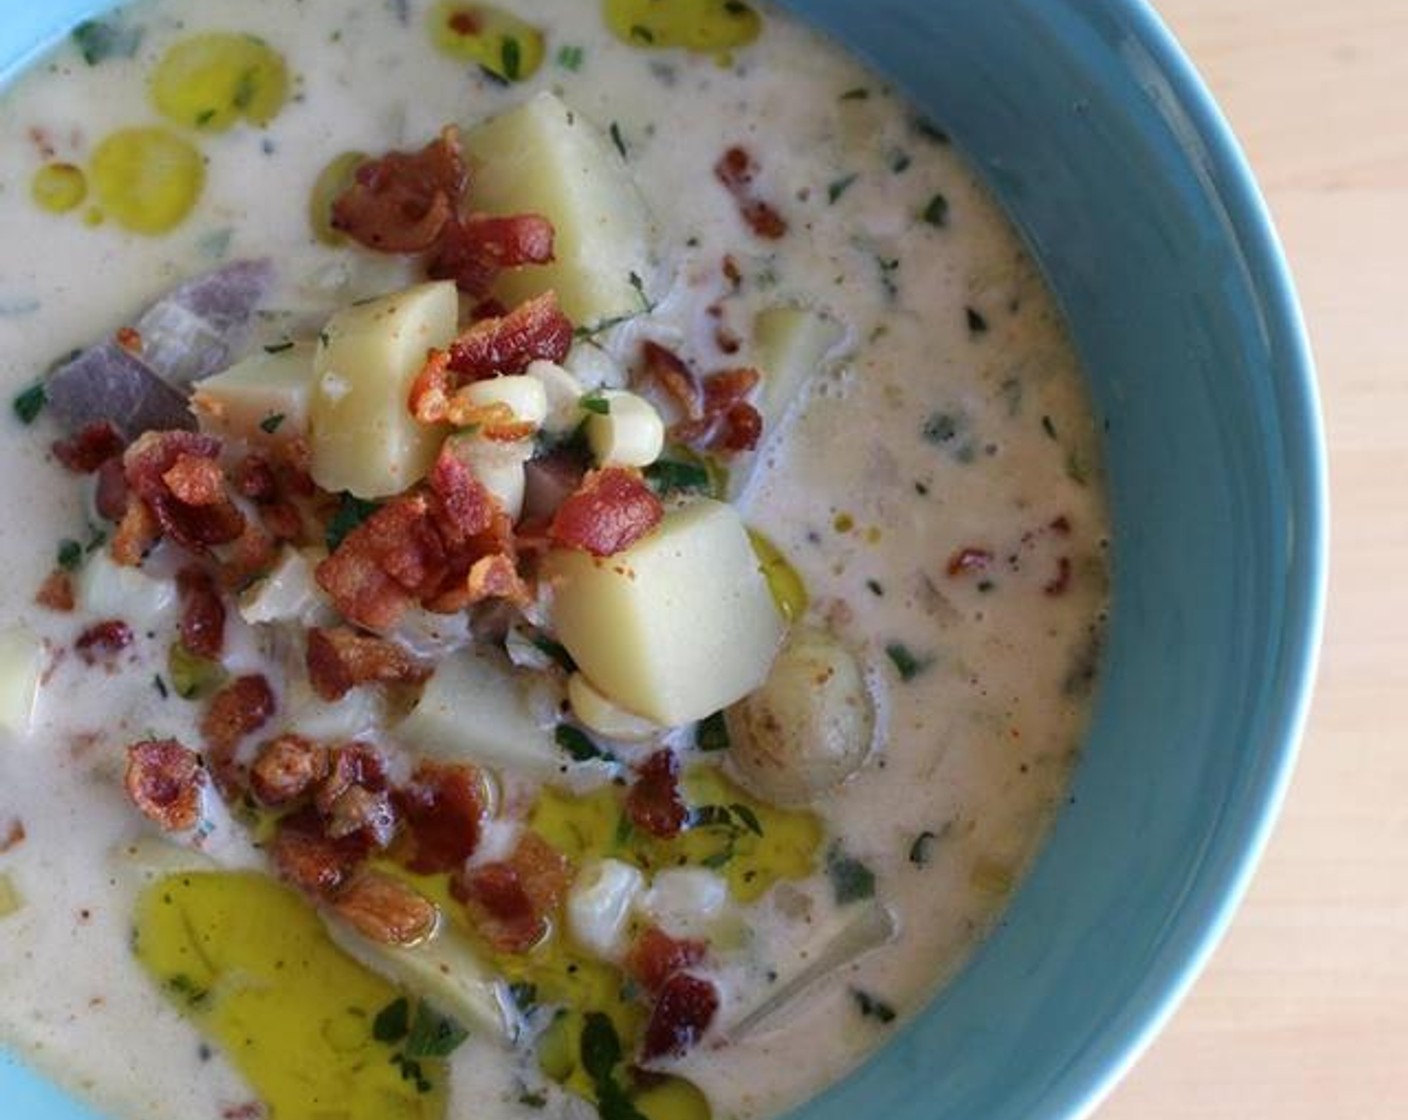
[1098, 1, 1408, 1116]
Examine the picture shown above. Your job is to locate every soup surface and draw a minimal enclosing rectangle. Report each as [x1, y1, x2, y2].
[0, 3, 1110, 1119]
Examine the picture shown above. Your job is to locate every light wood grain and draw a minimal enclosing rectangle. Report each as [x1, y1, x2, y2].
[1098, 2, 1408, 1116]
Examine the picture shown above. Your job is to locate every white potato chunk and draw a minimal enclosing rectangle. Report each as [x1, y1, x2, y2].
[308, 281, 457, 498]
[464, 374, 548, 428]
[752, 306, 844, 426]
[525, 359, 586, 435]
[238, 547, 325, 625]
[396, 647, 562, 777]
[567, 858, 645, 961]
[727, 626, 874, 806]
[324, 915, 512, 1041]
[586, 390, 664, 468]
[543, 500, 785, 725]
[568, 672, 661, 742]
[77, 552, 177, 632]
[444, 431, 533, 522]
[191, 342, 314, 444]
[0, 626, 43, 736]
[639, 868, 729, 940]
[464, 92, 657, 326]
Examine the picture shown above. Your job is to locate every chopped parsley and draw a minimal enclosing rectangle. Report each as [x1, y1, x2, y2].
[557, 44, 585, 71]
[629, 24, 656, 45]
[644, 459, 711, 496]
[508, 981, 539, 1014]
[405, 1001, 470, 1058]
[71, 18, 143, 66]
[609, 121, 629, 160]
[579, 1013, 649, 1120]
[555, 724, 613, 764]
[12, 382, 45, 425]
[325, 492, 379, 550]
[263, 340, 295, 354]
[695, 710, 731, 752]
[373, 997, 468, 1096]
[921, 193, 949, 227]
[56, 538, 83, 571]
[851, 988, 897, 1024]
[258, 412, 285, 434]
[1041, 414, 1059, 440]
[966, 306, 989, 335]
[884, 641, 931, 682]
[500, 36, 523, 81]
[826, 845, 876, 905]
[532, 636, 577, 672]
[827, 173, 859, 204]
[579, 391, 611, 416]
[374, 997, 412, 1043]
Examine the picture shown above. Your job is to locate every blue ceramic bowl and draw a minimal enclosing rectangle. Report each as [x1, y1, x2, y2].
[1, 1, 1326, 1118]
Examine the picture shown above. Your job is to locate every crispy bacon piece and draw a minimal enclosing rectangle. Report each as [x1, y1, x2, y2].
[94, 458, 131, 522]
[463, 553, 530, 607]
[451, 832, 572, 954]
[715, 401, 763, 451]
[0, 818, 24, 854]
[315, 743, 390, 816]
[115, 325, 143, 354]
[123, 431, 245, 555]
[125, 739, 205, 831]
[199, 675, 276, 795]
[549, 467, 663, 558]
[429, 213, 556, 297]
[626, 750, 688, 839]
[641, 973, 719, 1061]
[305, 626, 430, 701]
[394, 762, 486, 874]
[111, 497, 159, 566]
[714, 146, 787, 240]
[331, 869, 439, 946]
[946, 546, 994, 578]
[1043, 556, 1073, 597]
[639, 341, 704, 422]
[627, 925, 707, 995]
[177, 567, 226, 660]
[330, 125, 467, 253]
[446, 291, 573, 380]
[35, 570, 75, 612]
[249, 734, 329, 807]
[162, 454, 226, 506]
[52, 421, 124, 474]
[272, 807, 370, 899]
[323, 784, 397, 847]
[669, 367, 763, 453]
[75, 619, 133, 666]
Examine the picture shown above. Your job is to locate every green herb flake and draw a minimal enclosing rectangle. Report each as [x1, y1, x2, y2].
[56, 538, 83, 572]
[966, 306, 988, 335]
[579, 1012, 622, 1084]
[71, 18, 143, 66]
[195, 108, 218, 128]
[866, 579, 885, 597]
[532, 636, 577, 672]
[827, 173, 859, 204]
[153, 674, 170, 700]
[12, 383, 45, 425]
[695, 710, 731, 752]
[644, 459, 711, 496]
[555, 724, 612, 764]
[518, 1090, 549, 1109]
[921, 193, 949, 227]
[839, 87, 870, 101]
[629, 24, 656, 45]
[826, 845, 877, 905]
[325, 492, 380, 551]
[884, 641, 931, 682]
[373, 997, 411, 1044]
[729, 802, 764, 837]
[404, 1001, 469, 1059]
[557, 44, 585, 71]
[851, 987, 897, 1024]
[500, 36, 523, 81]
[628, 269, 653, 311]
[258, 412, 285, 434]
[579, 392, 611, 416]
[1041, 414, 1058, 440]
[609, 121, 629, 160]
[263, 340, 295, 354]
[508, 982, 538, 1014]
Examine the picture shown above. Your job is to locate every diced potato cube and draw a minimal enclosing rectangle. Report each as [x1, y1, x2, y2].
[395, 647, 562, 777]
[0, 626, 43, 736]
[753, 306, 844, 426]
[464, 92, 657, 327]
[191, 342, 314, 444]
[543, 500, 785, 725]
[586, 390, 664, 468]
[77, 552, 177, 632]
[309, 282, 457, 498]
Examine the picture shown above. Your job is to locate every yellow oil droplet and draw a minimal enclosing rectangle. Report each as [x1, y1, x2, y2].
[832, 512, 854, 533]
[83, 206, 104, 227]
[151, 33, 289, 132]
[865, 526, 882, 544]
[309, 149, 367, 245]
[30, 162, 87, 213]
[90, 127, 204, 235]
[604, 0, 762, 54]
[133, 871, 446, 1120]
[428, 2, 546, 82]
[748, 529, 808, 622]
[635, 1076, 713, 1120]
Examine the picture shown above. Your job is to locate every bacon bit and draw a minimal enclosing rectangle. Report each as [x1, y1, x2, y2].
[714, 146, 788, 240]
[258, 501, 305, 543]
[52, 421, 125, 474]
[721, 255, 743, 289]
[323, 785, 397, 846]
[162, 454, 227, 506]
[330, 125, 466, 253]
[125, 739, 205, 831]
[440, 396, 537, 440]
[407, 348, 456, 425]
[627, 925, 707, 995]
[0, 818, 26, 854]
[1043, 556, 1073, 597]
[272, 807, 370, 899]
[124, 431, 245, 555]
[75, 619, 133, 666]
[641, 973, 719, 1061]
[946, 547, 994, 578]
[463, 553, 530, 606]
[177, 567, 226, 660]
[394, 762, 486, 874]
[94, 458, 131, 522]
[200, 674, 276, 760]
[669, 367, 763, 453]
[220, 521, 280, 589]
[715, 401, 762, 452]
[549, 467, 663, 558]
[331, 869, 438, 946]
[316, 494, 443, 629]
[639, 341, 703, 421]
[427, 449, 498, 544]
[111, 498, 159, 566]
[114, 326, 143, 354]
[451, 833, 572, 953]
[35, 570, 75, 612]
[445, 291, 573, 381]
[626, 750, 688, 839]
[249, 734, 329, 807]
[448, 8, 483, 34]
[305, 626, 430, 701]
[429, 213, 556, 297]
[316, 744, 390, 817]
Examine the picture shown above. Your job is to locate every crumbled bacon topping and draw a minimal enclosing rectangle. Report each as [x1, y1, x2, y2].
[548, 466, 663, 558]
[125, 739, 205, 832]
[52, 421, 125, 474]
[323, 784, 397, 847]
[451, 832, 572, 954]
[305, 626, 430, 701]
[714, 146, 788, 240]
[330, 126, 467, 253]
[75, 619, 133, 666]
[271, 807, 370, 899]
[94, 458, 131, 523]
[35, 570, 75, 612]
[199, 675, 276, 794]
[446, 290, 574, 381]
[627, 925, 707, 995]
[639, 340, 704, 422]
[635, 343, 762, 455]
[393, 762, 486, 874]
[429, 213, 556, 297]
[123, 431, 245, 556]
[111, 496, 159, 566]
[330, 869, 439, 946]
[626, 749, 688, 839]
[641, 973, 720, 1061]
[162, 454, 227, 506]
[177, 567, 226, 660]
[315, 743, 390, 818]
[249, 734, 329, 807]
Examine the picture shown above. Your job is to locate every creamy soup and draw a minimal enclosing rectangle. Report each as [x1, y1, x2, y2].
[0, 3, 1109, 1120]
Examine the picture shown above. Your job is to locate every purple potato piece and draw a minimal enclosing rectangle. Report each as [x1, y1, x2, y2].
[45, 342, 195, 441]
[132, 258, 275, 387]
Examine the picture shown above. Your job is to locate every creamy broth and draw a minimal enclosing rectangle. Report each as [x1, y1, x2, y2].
[0, 3, 1109, 1119]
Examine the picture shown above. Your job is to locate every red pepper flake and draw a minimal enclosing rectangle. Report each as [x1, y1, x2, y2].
[626, 925, 706, 994]
[52, 421, 125, 474]
[75, 619, 133, 666]
[1043, 556, 1072, 597]
[640, 973, 719, 1061]
[124, 739, 205, 832]
[946, 547, 993, 578]
[625, 749, 688, 839]
[714, 146, 788, 240]
[548, 466, 663, 558]
[114, 326, 143, 354]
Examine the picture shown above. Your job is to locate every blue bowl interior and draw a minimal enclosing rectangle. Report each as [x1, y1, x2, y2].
[0, 2, 1325, 1119]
